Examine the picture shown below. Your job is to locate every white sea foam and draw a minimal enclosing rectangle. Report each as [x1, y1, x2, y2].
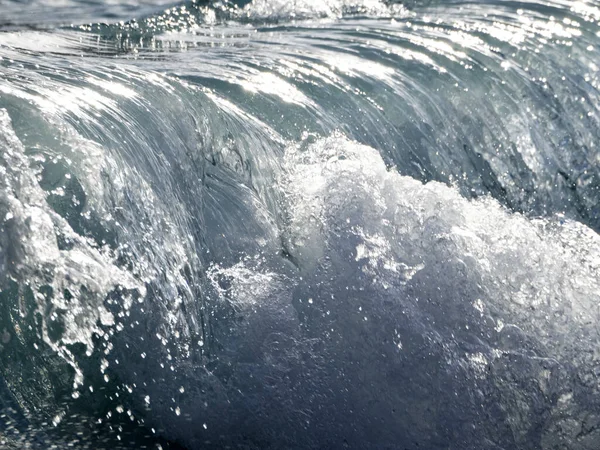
[188, 133, 600, 448]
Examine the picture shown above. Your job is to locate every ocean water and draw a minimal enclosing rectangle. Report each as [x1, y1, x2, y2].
[1, 0, 600, 448]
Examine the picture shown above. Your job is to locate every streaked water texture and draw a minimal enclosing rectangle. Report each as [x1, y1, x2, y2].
[1, 0, 600, 449]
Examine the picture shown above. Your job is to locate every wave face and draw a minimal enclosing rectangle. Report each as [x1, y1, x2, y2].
[1, 0, 600, 448]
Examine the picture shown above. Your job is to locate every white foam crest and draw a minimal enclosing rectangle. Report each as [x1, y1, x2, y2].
[275, 134, 600, 445]
[159, 134, 600, 446]
[280, 133, 600, 362]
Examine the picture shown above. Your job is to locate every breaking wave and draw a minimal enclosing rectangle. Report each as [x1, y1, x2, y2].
[1, 0, 600, 448]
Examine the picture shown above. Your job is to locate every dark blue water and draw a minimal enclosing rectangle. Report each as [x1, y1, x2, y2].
[1, 1, 600, 448]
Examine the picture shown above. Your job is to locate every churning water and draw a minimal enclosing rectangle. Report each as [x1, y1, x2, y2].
[1, 0, 600, 448]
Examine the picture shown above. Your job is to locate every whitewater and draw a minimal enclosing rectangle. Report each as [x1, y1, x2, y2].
[1, 0, 600, 448]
